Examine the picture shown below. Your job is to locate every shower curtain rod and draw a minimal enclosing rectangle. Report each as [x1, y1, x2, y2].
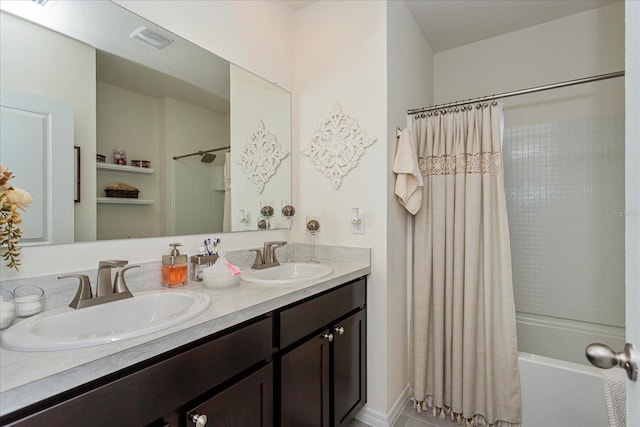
[407, 70, 624, 115]
[172, 146, 230, 160]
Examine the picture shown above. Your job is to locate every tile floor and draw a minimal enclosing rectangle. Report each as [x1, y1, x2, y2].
[350, 400, 456, 427]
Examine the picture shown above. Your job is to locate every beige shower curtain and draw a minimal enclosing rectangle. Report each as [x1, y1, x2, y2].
[401, 103, 522, 427]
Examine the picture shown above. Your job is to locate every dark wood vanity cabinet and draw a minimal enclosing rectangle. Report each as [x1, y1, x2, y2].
[279, 278, 367, 427]
[1, 277, 366, 427]
[2, 317, 273, 427]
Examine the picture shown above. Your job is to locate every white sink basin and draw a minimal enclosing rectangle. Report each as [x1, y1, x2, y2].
[0, 290, 210, 352]
[240, 262, 332, 285]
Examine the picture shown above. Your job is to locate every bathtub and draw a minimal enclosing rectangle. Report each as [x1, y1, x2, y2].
[519, 352, 609, 427]
[516, 313, 620, 426]
[516, 313, 625, 366]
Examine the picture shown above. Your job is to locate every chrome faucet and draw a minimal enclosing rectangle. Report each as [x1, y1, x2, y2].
[251, 241, 287, 269]
[58, 260, 139, 309]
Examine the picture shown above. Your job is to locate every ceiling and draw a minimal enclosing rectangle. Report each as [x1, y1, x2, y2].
[286, 0, 619, 53]
[405, 0, 619, 53]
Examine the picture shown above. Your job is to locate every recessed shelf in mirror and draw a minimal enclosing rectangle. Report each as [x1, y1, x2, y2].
[97, 163, 155, 174]
[97, 197, 155, 205]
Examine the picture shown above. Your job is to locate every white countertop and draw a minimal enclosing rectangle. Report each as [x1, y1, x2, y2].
[0, 259, 370, 417]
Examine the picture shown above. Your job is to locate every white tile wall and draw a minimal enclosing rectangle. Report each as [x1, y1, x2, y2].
[503, 115, 625, 327]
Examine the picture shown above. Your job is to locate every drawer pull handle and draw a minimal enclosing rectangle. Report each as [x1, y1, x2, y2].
[322, 332, 334, 342]
[190, 413, 208, 426]
[334, 326, 345, 335]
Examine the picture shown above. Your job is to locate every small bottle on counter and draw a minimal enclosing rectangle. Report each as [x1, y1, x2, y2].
[162, 243, 188, 287]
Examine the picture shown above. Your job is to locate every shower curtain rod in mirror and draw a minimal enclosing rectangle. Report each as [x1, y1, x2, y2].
[407, 70, 624, 115]
[172, 146, 230, 160]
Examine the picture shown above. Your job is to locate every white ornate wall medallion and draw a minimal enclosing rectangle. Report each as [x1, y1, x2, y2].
[239, 121, 289, 194]
[302, 103, 376, 190]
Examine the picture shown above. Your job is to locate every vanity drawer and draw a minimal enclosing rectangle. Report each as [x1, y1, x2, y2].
[279, 278, 365, 349]
[183, 363, 273, 427]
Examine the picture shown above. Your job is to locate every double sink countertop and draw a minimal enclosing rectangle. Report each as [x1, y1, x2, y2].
[0, 246, 370, 418]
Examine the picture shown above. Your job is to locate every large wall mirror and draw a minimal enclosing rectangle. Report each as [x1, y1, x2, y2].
[0, 1, 292, 245]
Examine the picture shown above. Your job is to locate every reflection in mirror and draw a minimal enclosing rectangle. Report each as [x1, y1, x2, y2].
[0, 1, 291, 244]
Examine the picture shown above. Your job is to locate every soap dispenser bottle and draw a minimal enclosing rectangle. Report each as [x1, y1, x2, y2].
[162, 243, 188, 287]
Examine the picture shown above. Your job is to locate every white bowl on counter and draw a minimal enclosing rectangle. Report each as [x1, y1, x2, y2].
[202, 271, 240, 289]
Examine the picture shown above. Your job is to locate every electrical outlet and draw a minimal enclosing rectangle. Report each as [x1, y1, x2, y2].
[353, 214, 365, 234]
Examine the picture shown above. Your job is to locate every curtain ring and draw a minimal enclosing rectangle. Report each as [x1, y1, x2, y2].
[491, 100, 498, 106]
[476, 104, 482, 109]
[434, 111, 439, 116]
[426, 112, 431, 117]
[421, 113, 426, 118]
[483, 102, 489, 107]
[454, 107, 459, 112]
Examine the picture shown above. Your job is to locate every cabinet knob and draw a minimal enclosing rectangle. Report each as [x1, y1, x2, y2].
[333, 326, 345, 335]
[190, 413, 208, 427]
[322, 332, 334, 342]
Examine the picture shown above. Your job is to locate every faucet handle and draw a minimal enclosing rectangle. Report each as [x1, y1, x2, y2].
[271, 243, 287, 266]
[250, 249, 264, 269]
[114, 264, 139, 295]
[58, 274, 92, 309]
[265, 241, 287, 266]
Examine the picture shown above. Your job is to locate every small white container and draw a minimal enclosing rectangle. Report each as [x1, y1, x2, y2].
[0, 289, 16, 330]
[202, 258, 240, 289]
[13, 285, 45, 317]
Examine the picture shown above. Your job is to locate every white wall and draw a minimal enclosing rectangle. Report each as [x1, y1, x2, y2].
[386, 0, 434, 415]
[434, 2, 625, 126]
[0, 11, 97, 242]
[293, 0, 403, 420]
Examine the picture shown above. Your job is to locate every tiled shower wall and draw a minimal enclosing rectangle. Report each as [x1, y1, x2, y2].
[503, 115, 625, 328]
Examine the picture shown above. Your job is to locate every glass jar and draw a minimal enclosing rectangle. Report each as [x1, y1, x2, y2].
[13, 285, 45, 317]
[0, 289, 16, 329]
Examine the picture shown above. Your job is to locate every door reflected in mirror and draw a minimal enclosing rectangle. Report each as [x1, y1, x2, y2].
[0, 1, 292, 244]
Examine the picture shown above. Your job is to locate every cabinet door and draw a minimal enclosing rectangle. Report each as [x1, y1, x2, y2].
[281, 330, 331, 427]
[333, 310, 366, 427]
[186, 364, 273, 427]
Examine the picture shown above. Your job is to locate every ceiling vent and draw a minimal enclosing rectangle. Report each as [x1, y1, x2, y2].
[129, 26, 174, 50]
[31, 0, 56, 7]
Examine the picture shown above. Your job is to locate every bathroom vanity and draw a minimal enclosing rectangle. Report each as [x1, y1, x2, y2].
[0, 259, 369, 427]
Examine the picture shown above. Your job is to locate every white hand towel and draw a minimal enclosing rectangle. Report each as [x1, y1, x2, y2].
[393, 128, 423, 215]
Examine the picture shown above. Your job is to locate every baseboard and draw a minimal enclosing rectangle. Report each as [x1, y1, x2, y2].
[355, 384, 410, 427]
